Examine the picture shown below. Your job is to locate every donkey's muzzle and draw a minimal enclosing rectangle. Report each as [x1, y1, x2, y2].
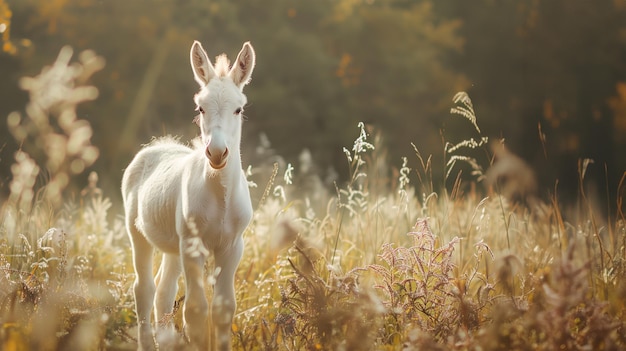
[206, 145, 229, 170]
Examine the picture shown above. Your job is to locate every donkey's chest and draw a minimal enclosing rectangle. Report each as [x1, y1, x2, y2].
[183, 186, 253, 248]
[195, 197, 251, 233]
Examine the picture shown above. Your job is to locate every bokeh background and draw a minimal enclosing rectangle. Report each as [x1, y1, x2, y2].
[1, 0, 626, 203]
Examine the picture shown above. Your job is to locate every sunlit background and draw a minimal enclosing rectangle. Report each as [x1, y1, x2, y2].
[1, 0, 626, 203]
[2, 2, 626, 349]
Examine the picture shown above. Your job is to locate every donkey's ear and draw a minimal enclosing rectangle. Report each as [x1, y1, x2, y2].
[190, 41, 215, 86]
[229, 42, 256, 89]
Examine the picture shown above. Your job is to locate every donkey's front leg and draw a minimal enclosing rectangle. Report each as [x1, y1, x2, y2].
[180, 238, 210, 350]
[213, 238, 244, 351]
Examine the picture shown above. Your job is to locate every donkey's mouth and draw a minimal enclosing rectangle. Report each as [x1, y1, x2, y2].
[210, 160, 227, 170]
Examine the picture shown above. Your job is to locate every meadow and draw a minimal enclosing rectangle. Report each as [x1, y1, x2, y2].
[1, 48, 625, 351]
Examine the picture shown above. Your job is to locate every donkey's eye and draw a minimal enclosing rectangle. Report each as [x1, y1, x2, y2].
[234, 107, 243, 115]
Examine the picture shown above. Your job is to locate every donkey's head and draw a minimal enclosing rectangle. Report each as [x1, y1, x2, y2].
[190, 41, 255, 170]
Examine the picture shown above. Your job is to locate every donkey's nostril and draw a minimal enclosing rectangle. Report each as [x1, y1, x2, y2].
[206, 147, 228, 160]
[205, 145, 229, 169]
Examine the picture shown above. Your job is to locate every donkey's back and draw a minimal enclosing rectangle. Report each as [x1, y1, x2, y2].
[122, 137, 193, 254]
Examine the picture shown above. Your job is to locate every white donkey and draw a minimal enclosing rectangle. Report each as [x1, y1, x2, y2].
[122, 40, 255, 351]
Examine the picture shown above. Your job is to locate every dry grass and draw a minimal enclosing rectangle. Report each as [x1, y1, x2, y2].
[1, 49, 625, 350]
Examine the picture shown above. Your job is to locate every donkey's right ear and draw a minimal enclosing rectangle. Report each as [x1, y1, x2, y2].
[190, 41, 215, 86]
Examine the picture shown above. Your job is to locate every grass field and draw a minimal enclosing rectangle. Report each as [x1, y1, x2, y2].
[1, 49, 625, 351]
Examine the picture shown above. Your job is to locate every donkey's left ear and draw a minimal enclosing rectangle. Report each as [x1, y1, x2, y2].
[229, 42, 256, 89]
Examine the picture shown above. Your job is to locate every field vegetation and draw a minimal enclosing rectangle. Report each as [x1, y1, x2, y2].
[1, 47, 626, 351]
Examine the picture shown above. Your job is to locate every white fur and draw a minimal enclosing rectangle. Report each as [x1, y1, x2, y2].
[122, 41, 255, 351]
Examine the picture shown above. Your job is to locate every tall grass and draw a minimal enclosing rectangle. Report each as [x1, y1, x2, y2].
[1, 50, 625, 350]
[0, 46, 135, 350]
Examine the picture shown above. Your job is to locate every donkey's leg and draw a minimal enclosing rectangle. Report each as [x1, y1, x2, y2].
[128, 226, 156, 351]
[154, 253, 182, 325]
[213, 238, 244, 351]
[180, 239, 209, 349]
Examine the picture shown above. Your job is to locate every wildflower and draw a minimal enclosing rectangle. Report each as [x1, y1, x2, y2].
[284, 163, 294, 185]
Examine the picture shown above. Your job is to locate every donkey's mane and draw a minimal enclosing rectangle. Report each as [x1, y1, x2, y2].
[147, 135, 182, 146]
[146, 136, 205, 153]
[214, 54, 231, 78]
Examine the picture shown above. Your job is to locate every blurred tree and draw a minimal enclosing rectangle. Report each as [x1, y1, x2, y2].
[325, 0, 468, 175]
[0, 0, 29, 192]
[2, 0, 466, 196]
[609, 81, 626, 175]
[0, 0, 13, 53]
[238, 0, 467, 181]
[7, 0, 623, 203]
[439, 0, 626, 201]
[5, 0, 218, 193]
